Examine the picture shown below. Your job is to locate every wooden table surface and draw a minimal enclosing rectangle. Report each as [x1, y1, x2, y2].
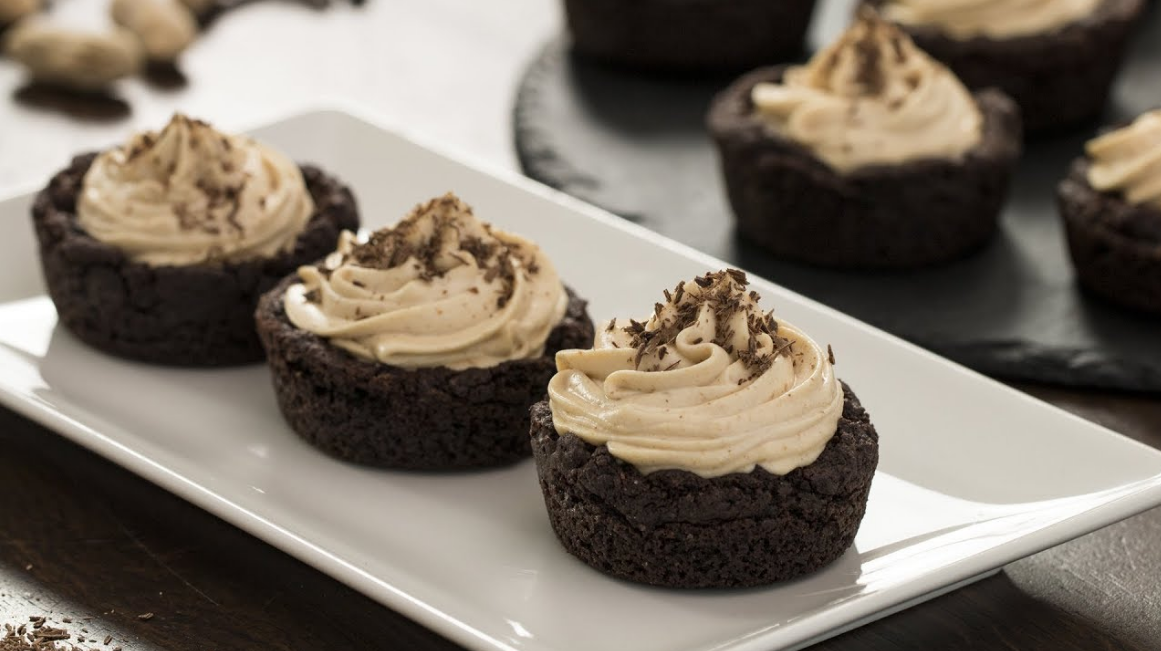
[1, 1, 1160, 650]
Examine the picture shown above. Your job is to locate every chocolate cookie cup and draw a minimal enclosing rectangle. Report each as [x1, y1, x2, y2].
[864, 0, 1145, 133]
[708, 18, 1022, 269]
[533, 270, 878, 588]
[256, 194, 595, 470]
[33, 119, 359, 366]
[532, 383, 876, 588]
[564, 0, 818, 73]
[1057, 113, 1161, 316]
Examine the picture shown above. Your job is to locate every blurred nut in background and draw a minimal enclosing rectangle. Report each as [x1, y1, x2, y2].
[3, 22, 144, 90]
[0, 0, 43, 26]
[176, 0, 217, 17]
[111, 0, 198, 61]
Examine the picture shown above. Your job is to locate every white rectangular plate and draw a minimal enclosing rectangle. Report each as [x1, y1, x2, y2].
[2, 108, 1161, 651]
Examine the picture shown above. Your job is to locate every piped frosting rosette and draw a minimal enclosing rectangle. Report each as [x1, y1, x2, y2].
[1086, 110, 1161, 210]
[78, 114, 314, 266]
[548, 270, 843, 478]
[749, 11, 982, 172]
[284, 193, 569, 370]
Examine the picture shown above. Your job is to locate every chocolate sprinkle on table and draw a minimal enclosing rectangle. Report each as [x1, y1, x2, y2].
[33, 628, 68, 642]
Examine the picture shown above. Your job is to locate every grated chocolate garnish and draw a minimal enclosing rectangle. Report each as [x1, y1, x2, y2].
[624, 269, 788, 375]
[815, 8, 909, 97]
[32, 628, 68, 642]
[851, 20, 885, 95]
[346, 193, 533, 307]
[124, 132, 156, 161]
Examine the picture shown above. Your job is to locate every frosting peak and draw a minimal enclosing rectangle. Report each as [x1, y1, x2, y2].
[284, 193, 569, 370]
[750, 12, 982, 172]
[881, 0, 1101, 40]
[601, 269, 782, 374]
[549, 270, 844, 478]
[78, 114, 314, 266]
[1086, 110, 1161, 210]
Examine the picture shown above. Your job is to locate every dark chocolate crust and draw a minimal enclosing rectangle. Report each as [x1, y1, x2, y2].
[564, 0, 818, 74]
[255, 276, 595, 470]
[31, 154, 359, 366]
[707, 66, 1022, 269]
[1058, 158, 1161, 315]
[530, 382, 878, 588]
[864, 0, 1145, 133]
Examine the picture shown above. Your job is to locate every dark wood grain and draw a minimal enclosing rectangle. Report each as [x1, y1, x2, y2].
[0, 407, 462, 651]
[1, 0, 1160, 650]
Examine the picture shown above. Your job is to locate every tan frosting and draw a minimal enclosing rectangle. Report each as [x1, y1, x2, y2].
[750, 13, 982, 173]
[1086, 110, 1161, 210]
[284, 193, 569, 370]
[0, 0, 43, 24]
[881, 0, 1101, 40]
[78, 114, 314, 266]
[548, 270, 844, 479]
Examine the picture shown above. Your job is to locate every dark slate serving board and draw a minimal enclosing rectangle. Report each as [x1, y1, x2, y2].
[513, 0, 1161, 392]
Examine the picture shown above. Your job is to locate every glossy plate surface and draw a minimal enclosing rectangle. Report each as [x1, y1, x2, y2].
[1, 109, 1160, 651]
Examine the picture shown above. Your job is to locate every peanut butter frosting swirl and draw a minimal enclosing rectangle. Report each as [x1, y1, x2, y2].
[881, 0, 1101, 40]
[1086, 110, 1161, 210]
[78, 114, 314, 266]
[750, 12, 982, 173]
[284, 193, 569, 370]
[548, 270, 844, 479]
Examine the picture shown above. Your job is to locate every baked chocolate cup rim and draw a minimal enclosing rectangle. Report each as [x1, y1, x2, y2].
[1059, 157, 1161, 253]
[707, 65, 1022, 183]
[44, 152, 350, 276]
[256, 272, 592, 382]
[529, 379, 878, 528]
[861, 0, 1143, 48]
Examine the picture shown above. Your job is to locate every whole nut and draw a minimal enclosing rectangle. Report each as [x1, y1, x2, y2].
[176, 0, 217, 16]
[111, 0, 198, 61]
[0, 0, 43, 26]
[4, 22, 144, 90]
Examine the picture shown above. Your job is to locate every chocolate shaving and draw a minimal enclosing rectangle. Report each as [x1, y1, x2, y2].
[827, 344, 836, 365]
[817, 8, 912, 98]
[623, 269, 788, 375]
[347, 193, 529, 308]
[32, 629, 68, 642]
[852, 26, 884, 94]
[124, 132, 156, 161]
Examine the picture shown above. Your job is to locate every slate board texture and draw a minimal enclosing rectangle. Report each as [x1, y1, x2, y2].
[514, 0, 1161, 392]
